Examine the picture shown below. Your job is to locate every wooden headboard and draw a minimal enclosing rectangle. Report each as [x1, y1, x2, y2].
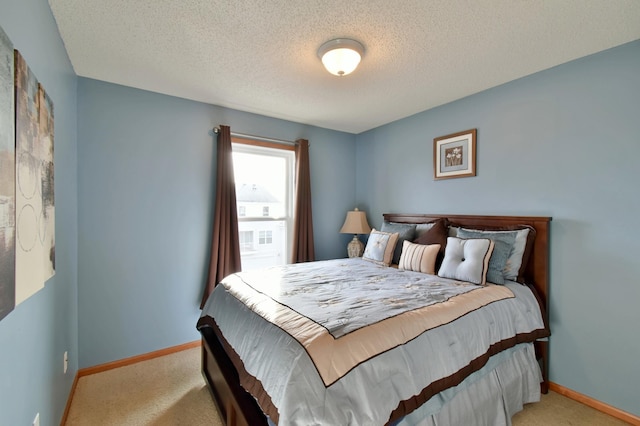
[383, 213, 552, 391]
[383, 213, 551, 310]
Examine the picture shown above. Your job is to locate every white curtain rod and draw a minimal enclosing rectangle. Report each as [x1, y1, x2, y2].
[212, 127, 297, 147]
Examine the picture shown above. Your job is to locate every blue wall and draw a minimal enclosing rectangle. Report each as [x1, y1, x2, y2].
[0, 0, 78, 425]
[356, 40, 640, 416]
[1, 0, 637, 421]
[76, 78, 357, 368]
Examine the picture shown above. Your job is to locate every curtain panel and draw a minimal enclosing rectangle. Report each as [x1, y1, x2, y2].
[291, 139, 315, 263]
[200, 125, 242, 308]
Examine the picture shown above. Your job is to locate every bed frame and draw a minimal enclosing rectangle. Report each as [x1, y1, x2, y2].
[200, 213, 552, 426]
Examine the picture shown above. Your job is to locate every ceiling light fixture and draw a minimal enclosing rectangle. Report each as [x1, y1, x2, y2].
[317, 38, 365, 76]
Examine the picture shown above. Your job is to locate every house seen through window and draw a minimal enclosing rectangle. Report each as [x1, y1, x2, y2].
[232, 139, 294, 272]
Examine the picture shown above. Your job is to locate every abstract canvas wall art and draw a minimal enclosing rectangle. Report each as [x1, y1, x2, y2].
[0, 26, 15, 321]
[14, 50, 55, 305]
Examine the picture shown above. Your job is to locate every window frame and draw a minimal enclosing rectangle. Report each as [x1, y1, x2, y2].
[238, 230, 254, 251]
[258, 230, 273, 245]
[232, 137, 295, 265]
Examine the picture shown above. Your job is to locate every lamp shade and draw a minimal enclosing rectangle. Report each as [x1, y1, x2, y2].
[318, 39, 365, 76]
[340, 208, 371, 235]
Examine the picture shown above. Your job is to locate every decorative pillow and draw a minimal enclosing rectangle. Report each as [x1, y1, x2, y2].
[437, 237, 495, 285]
[457, 229, 516, 285]
[413, 218, 448, 257]
[362, 229, 399, 267]
[398, 241, 441, 275]
[381, 221, 417, 265]
[457, 227, 533, 282]
[414, 222, 435, 239]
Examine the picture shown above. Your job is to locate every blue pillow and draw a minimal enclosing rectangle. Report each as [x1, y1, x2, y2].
[362, 229, 399, 266]
[457, 229, 516, 284]
[380, 221, 417, 265]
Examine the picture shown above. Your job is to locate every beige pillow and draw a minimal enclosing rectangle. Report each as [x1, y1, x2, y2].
[362, 229, 399, 267]
[398, 241, 441, 274]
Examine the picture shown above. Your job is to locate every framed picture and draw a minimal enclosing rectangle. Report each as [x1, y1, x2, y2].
[433, 129, 476, 180]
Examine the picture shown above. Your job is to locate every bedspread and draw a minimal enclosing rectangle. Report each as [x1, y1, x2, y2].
[198, 258, 549, 425]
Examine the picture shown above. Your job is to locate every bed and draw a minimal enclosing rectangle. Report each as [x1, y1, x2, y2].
[197, 213, 551, 425]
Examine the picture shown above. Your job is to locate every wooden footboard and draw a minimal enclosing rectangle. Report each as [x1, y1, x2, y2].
[200, 326, 268, 426]
[200, 213, 552, 424]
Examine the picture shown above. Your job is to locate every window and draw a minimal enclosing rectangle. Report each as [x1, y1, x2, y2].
[239, 231, 254, 251]
[259, 230, 273, 245]
[233, 139, 295, 272]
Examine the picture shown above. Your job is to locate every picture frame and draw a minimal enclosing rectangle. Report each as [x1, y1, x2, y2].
[433, 129, 476, 180]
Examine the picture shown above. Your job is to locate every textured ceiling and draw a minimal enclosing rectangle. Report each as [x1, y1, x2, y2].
[49, 0, 640, 134]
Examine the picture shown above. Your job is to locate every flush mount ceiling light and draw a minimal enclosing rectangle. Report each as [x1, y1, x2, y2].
[317, 38, 365, 76]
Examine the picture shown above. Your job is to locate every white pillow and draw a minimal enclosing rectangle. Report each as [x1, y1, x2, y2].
[437, 237, 495, 285]
[362, 229, 399, 267]
[398, 241, 441, 274]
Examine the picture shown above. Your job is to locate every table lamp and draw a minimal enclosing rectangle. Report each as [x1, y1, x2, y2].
[339, 208, 371, 258]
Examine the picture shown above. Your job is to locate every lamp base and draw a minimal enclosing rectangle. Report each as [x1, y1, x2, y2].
[347, 235, 364, 258]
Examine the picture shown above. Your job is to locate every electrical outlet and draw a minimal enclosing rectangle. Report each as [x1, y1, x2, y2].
[33, 412, 40, 426]
[63, 351, 68, 374]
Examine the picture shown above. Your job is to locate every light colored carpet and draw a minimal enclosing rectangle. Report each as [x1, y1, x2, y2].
[65, 347, 629, 425]
[65, 347, 222, 426]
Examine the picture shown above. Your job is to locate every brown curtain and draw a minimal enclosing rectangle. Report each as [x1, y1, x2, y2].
[200, 125, 242, 308]
[291, 139, 315, 263]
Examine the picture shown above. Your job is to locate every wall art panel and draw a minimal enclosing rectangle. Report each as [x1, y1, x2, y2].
[14, 50, 55, 305]
[0, 26, 15, 320]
